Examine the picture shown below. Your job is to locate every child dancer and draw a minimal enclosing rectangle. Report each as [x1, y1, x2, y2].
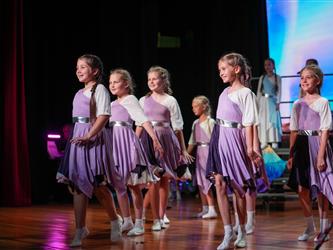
[137, 66, 194, 230]
[287, 64, 333, 243]
[187, 95, 217, 219]
[206, 53, 261, 249]
[108, 68, 164, 236]
[56, 54, 121, 247]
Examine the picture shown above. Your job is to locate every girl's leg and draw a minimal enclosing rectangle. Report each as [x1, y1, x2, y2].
[315, 193, 330, 242]
[94, 186, 121, 241]
[234, 192, 247, 248]
[215, 174, 234, 249]
[159, 177, 170, 222]
[70, 192, 89, 247]
[297, 186, 316, 241]
[202, 189, 218, 219]
[232, 194, 239, 232]
[245, 190, 256, 234]
[196, 187, 209, 217]
[115, 190, 134, 233]
[127, 185, 145, 236]
[149, 181, 162, 231]
[142, 186, 151, 221]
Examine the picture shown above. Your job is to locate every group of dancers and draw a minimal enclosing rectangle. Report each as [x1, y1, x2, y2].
[56, 52, 333, 249]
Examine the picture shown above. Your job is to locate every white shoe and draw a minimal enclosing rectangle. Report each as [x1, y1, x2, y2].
[152, 219, 162, 231]
[110, 222, 121, 242]
[234, 237, 247, 248]
[217, 232, 235, 250]
[202, 210, 217, 219]
[121, 220, 134, 233]
[70, 227, 89, 247]
[127, 225, 145, 236]
[298, 229, 315, 241]
[196, 210, 208, 218]
[163, 214, 170, 224]
[160, 219, 167, 229]
[314, 233, 330, 242]
[245, 224, 254, 235]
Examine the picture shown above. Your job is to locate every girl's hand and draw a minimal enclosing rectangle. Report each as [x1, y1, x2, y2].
[317, 157, 327, 172]
[70, 134, 91, 146]
[153, 139, 164, 157]
[287, 157, 293, 171]
[182, 150, 195, 164]
[249, 149, 262, 167]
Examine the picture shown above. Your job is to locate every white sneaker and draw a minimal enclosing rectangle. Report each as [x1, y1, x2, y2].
[245, 224, 254, 235]
[196, 210, 208, 218]
[121, 220, 134, 233]
[314, 233, 330, 242]
[217, 232, 235, 250]
[202, 210, 217, 219]
[70, 227, 89, 247]
[152, 219, 162, 231]
[160, 219, 167, 229]
[298, 229, 315, 241]
[163, 214, 170, 224]
[127, 225, 145, 236]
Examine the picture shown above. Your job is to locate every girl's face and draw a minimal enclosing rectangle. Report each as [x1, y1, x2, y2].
[192, 100, 205, 117]
[264, 60, 274, 74]
[300, 69, 320, 94]
[76, 59, 97, 84]
[147, 71, 164, 93]
[218, 60, 237, 83]
[109, 73, 129, 97]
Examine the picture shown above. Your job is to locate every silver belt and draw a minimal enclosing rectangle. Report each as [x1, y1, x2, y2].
[197, 142, 209, 147]
[151, 121, 170, 127]
[263, 93, 274, 98]
[73, 116, 90, 123]
[109, 121, 132, 127]
[298, 130, 319, 136]
[216, 119, 243, 129]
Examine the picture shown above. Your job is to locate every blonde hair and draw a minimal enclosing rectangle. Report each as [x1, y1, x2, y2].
[147, 66, 173, 95]
[192, 95, 211, 116]
[110, 68, 135, 95]
[219, 52, 252, 87]
[299, 64, 323, 97]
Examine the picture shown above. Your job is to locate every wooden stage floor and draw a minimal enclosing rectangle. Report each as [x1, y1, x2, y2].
[0, 197, 332, 250]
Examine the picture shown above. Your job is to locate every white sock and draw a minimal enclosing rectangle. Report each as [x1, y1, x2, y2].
[135, 219, 143, 228]
[111, 219, 120, 229]
[234, 213, 239, 227]
[208, 206, 216, 213]
[321, 218, 329, 233]
[202, 205, 208, 212]
[224, 224, 232, 235]
[238, 224, 246, 238]
[246, 211, 255, 227]
[305, 216, 315, 232]
[124, 216, 132, 223]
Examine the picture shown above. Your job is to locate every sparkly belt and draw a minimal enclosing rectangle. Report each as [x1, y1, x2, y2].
[298, 130, 319, 136]
[216, 119, 243, 129]
[72, 116, 90, 123]
[109, 121, 132, 127]
[263, 93, 274, 98]
[197, 142, 209, 147]
[151, 121, 170, 127]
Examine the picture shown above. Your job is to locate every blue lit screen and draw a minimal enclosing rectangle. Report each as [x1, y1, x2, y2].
[266, 0, 333, 124]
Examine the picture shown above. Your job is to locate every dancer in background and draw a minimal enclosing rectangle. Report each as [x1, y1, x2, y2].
[287, 64, 333, 244]
[108, 68, 164, 236]
[137, 66, 194, 230]
[56, 54, 121, 247]
[257, 58, 282, 149]
[206, 52, 261, 249]
[187, 95, 217, 219]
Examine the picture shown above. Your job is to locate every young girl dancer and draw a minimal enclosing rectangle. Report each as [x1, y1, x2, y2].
[187, 95, 217, 219]
[108, 68, 164, 236]
[206, 53, 261, 249]
[56, 54, 121, 247]
[137, 66, 194, 230]
[287, 64, 333, 243]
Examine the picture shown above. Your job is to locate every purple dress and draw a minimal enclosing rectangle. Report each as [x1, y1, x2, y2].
[108, 99, 153, 195]
[139, 96, 187, 179]
[57, 87, 114, 198]
[192, 119, 213, 195]
[288, 99, 333, 204]
[206, 87, 256, 196]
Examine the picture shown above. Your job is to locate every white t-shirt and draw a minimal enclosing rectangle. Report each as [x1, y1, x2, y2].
[117, 95, 148, 126]
[83, 84, 111, 116]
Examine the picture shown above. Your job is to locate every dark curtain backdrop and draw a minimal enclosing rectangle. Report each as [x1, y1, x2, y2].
[1, 0, 268, 204]
[0, 0, 31, 206]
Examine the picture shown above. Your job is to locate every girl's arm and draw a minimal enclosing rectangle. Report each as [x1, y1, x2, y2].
[71, 115, 109, 145]
[317, 130, 329, 171]
[187, 144, 195, 155]
[245, 125, 260, 163]
[175, 129, 195, 163]
[287, 131, 298, 170]
[135, 126, 144, 137]
[141, 121, 164, 156]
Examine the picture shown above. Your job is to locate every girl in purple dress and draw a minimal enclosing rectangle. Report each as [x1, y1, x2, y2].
[56, 54, 121, 247]
[108, 69, 163, 236]
[287, 64, 333, 243]
[206, 53, 261, 249]
[137, 66, 194, 231]
[187, 95, 217, 219]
